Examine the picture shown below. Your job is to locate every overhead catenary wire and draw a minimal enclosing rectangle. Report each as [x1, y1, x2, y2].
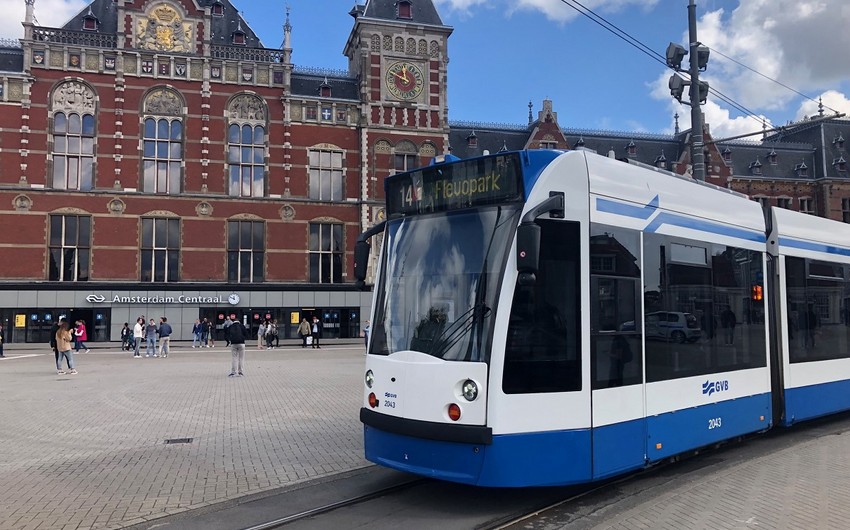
[557, 0, 832, 128]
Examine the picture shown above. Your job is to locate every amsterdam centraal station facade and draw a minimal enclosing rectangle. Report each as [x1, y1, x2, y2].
[1, 0, 850, 343]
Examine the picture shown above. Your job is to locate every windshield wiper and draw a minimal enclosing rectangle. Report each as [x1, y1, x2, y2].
[427, 301, 491, 359]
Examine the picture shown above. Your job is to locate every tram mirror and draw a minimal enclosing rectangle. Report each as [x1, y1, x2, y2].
[516, 222, 541, 277]
[354, 240, 371, 285]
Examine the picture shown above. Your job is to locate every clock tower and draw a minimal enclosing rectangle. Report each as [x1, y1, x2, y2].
[343, 0, 453, 230]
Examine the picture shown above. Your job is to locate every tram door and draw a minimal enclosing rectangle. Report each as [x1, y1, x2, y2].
[589, 225, 647, 479]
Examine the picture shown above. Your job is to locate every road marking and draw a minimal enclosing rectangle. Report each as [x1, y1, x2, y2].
[0, 354, 43, 360]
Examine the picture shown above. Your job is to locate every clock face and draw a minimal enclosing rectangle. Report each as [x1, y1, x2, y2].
[385, 61, 425, 101]
[228, 293, 240, 305]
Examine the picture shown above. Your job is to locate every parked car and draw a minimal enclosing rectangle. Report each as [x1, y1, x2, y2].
[645, 311, 701, 343]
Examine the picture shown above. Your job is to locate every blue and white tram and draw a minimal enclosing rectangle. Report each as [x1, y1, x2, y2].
[353, 148, 839, 487]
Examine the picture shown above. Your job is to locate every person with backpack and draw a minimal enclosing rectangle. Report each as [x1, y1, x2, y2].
[227, 319, 249, 377]
[120, 323, 132, 352]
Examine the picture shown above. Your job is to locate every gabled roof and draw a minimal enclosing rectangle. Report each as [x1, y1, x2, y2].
[61, 0, 264, 49]
[362, 0, 444, 26]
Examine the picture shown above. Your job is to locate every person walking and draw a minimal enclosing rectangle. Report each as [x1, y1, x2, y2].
[50, 318, 72, 369]
[227, 318, 249, 377]
[207, 321, 216, 348]
[720, 307, 737, 346]
[55, 320, 77, 375]
[158, 316, 173, 358]
[201, 318, 211, 347]
[133, 317, 144, 358]
[362, 320, 371, 350]
[191, 319, 202, 347]
[265, 319, 276, 349]
[257, 320, 266, 350]
[0, 322, 5, 358]
[145, 318, 158, 357]
[223, 316, 233, 346]
[298, 317, 311, 348]
[74, 319, 90, 353]
[120, 323, 132, 351]
[311, 315, 323, 349]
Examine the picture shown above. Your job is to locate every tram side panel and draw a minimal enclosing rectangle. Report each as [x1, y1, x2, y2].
[586, 154, 772, 466]
[769, 207, 850, 425]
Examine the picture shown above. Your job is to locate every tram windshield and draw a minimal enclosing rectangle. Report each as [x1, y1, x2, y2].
[368, 205, 521, 362]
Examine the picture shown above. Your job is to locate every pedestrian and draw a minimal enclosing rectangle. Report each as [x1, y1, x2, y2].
[133, 317, 144, 358]
[74, 319, 90, 353]
[207, 321, 216, 348]
[145, 318, 158, 357]
[0, 321, 5, 358]
[158, 316, 172, 358]
[720, 307, 736, 345]
[298, 317, 311, 348]
[120, 322, 132, 351]
[257, 320, 266, 350]
[55, 320, 77, 375]
[50, 318, 72, 368]
[191, 319, 202, 347]
[362, 320, 370, 349]
[227, 318, 249, 377]
[201, 318, 210, 347]
[223, 316, 233, 346]
[265, 319, 276, 349]
[273, 319, 281, 348]
[311, 315, 323, 349]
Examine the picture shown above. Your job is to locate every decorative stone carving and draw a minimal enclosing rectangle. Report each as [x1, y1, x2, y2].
[429, 41, 440, 58]
[406, 38, 416, 54]
[12, 194, 32, 212]
[136, 4, 193, 52]
[8, 80, 24, 102]
[280, 204, 295, 221]
[290, 104, 302, 121]
[418, 39, 427, 56]
[85, 54, 99, 70]
[371, 35, 380, 52]
[228, 94, 265, 122]
[144, 88, 181, 116]
[374, 140, 391, 154]
[50, 52, 63, 67]
[257, 69, 269, 84]
[395, 37, 403, 52]
[107, 198, 126, 215]
[52, 81, 96, 114]
[142, 210, 178, 217]
[190, 61, 202, 80]
[419, 143, 437, 157]
[225, 65, 238, 82]
[124, 55, 137, 74]
[396, 140, 417, 154]
[230, 213, 263, 221]
[383, 35, 392, 51]
[195, 201, 213, 217]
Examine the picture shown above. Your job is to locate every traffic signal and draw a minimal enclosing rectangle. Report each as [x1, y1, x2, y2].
[669, 74, 689, 103]
[751, 284, 763, 301]
[665, 42, 688, 70]
[689, 80, 709, 104]
[696, 45, 710, 70]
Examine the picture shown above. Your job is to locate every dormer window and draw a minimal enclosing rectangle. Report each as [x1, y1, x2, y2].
[749, 158, 762, 176]
[212, 2, 224, 16]
[722, 146, 731, 162]
[82, 8, 98, 31]
[767, 149, 778, 165]
[835, 133, 845, 150]
[655, 151, 667, 169]
[232, 31, 246, 45]
[397, 0, 412, 19]
[574, 136, 585, 148]
[834, 156, 847, 173]
[466, 131, 478, 149]
[626, 139, 636, 156]
[319, 78, 331, 98]
[795, 161, 808, 178]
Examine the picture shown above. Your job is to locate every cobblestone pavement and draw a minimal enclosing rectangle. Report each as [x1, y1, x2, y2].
[0, 343, 368, 530]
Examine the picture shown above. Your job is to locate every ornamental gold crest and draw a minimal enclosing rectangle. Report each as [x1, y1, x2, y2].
[136, 4, 193, 52]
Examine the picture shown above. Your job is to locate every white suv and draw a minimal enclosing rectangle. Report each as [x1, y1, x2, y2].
[645, 311, 701, 343]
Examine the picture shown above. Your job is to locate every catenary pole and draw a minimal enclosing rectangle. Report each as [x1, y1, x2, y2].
[688, 0, 705, 181]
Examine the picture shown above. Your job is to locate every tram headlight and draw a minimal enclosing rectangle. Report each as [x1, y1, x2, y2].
[461, 379, 478, 401]
[365, 370, 374, 388]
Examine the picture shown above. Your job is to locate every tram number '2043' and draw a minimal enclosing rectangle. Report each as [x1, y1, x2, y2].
[384, 392, 397, 409]
[708, 417, 722, 430]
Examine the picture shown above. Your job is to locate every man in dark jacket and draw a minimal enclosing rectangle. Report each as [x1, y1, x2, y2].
[227, 319, 249, 377]
[157, 317, 173, 358]
[311, 316, 323, 349]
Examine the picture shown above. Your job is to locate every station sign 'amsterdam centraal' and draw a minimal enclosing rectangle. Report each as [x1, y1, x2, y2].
[85, 294, 241, 305]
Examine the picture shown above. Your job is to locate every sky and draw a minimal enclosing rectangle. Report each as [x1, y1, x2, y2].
[4, 0, 850, 140]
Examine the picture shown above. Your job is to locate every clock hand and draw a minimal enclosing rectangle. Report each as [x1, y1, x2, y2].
[391, 70, 407, 82]
[401, 65, 409, 82]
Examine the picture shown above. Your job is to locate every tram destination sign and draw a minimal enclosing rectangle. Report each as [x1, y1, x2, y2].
[386, 153, 523, 217]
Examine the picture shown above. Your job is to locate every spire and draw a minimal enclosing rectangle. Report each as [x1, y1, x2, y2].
[282, 4, 292, 50]
[24, 0, 35, 25]
[528, 100, 533, 126]
[674, 112, 680, 135]
[818, 97, 824, 117]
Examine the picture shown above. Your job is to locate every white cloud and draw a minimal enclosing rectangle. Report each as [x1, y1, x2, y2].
[794, 90, 850, 122]
[0, 0, 87, 39]
[434, 0, 659, 23]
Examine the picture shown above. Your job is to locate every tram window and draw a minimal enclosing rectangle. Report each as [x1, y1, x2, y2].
[589, 224, 643, 389]
[503, 220, 581, 394]
[643, 233, 767, 382]
[787, 257, 850, 363]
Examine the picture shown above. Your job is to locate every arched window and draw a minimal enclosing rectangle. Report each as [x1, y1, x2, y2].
[52, 112, 95, 190]
[227, 94, 267, 197]
[50, 81, 97, 191]
[142, 88, 184, 194]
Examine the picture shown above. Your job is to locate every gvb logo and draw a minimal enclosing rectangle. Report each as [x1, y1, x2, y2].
[702, 380, 729, 396]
